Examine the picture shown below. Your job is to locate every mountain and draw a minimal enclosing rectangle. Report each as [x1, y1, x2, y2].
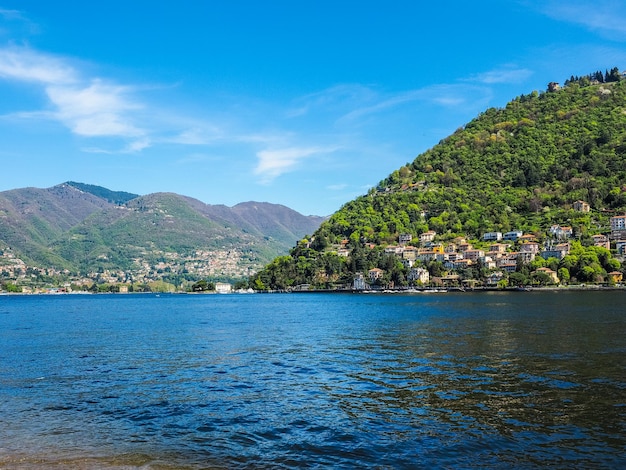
[251, 73, 626, 290]
[0, 183, 325, 287]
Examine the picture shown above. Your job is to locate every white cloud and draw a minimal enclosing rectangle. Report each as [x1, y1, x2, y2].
[538, 0, 626, 39]
[0, 47, 77, 84]
[0, 46, 152, 150]
[47, 81, 144, 138]
[255, 146, 334, 183]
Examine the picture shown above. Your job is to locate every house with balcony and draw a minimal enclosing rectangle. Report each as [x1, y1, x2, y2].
[483, 232, 503, 241]
[610, 215, 626, 239]
[503, 230, 523, 241]
[464, 249, 485, 262]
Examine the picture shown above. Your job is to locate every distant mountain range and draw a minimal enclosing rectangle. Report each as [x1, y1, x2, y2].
[0, 182, 325, 284]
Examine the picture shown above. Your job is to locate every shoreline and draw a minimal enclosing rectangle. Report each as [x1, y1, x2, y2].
[1, 285, 625, 296]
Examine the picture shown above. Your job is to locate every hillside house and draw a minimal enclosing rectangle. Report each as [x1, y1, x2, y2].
[419, 231, 437, 244]
[616, 240, 626, 255]
[417, 250, 438, 263]
[444, 258, 473, 270]
[611, 215, 626, 230]
[610, 215, 626, 239]
[398, 233, 413, 245]
[591, 234, 610, 250]
[608, 271, 623, 283]
[408, 267, 429, 284]
[464, 249, 485, 262]
[489, 243, 508, 255]
[520, 242, 540, 253]
[550, 225, 573, 239]
[482, 256, 497, 269]
[541, 243, 570, 260]
[458, 241, 473, 252]
[368, 268, 384, 283]
[337, 248, 350, 257]
[547, 82, 560, 92]
[483, 232, 503, 241]
[384, 246, 403, 255]
[445, 243, 457, 253]
[402, 247, 417, 261]
[573, 200, 590, 212]
[485, 271, 504, 286]
[503, 230, 523, 241]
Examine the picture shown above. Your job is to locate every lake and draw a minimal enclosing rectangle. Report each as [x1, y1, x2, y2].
[0, 291, 624, 469]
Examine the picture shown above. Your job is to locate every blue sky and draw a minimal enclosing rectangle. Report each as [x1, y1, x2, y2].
[1, 1, 626, 215]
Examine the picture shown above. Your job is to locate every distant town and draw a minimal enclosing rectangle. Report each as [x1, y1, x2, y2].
[0, 247, 254, 294]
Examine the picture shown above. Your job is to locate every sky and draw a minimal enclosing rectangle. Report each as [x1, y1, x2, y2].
[1, 1, 626, 216]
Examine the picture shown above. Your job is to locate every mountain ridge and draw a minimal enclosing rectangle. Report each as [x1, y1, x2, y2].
[0, 183, 325, 288]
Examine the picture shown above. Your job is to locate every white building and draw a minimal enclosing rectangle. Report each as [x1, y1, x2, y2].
[215, 282, 232, 294]
[483, 232, 503, 241]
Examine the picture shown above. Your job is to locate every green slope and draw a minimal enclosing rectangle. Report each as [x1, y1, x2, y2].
[252, 75, 626, 290]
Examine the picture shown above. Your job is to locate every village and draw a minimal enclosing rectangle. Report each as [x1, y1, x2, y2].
[0, 246, 254, 293]
[346, 209, 626, 290]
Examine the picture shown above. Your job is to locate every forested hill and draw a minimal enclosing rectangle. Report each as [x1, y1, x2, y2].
[252, 72, 626, 290]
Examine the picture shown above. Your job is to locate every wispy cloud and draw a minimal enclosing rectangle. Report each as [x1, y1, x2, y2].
[0, 8, 39, 36]
[0, 47, 77, 84]
[339, 84, 491, 123]
[537, 0, 626, 40]
[287, 84, 376, 118]
[254, 146, 337, 183]
[468, 66, 533, 84]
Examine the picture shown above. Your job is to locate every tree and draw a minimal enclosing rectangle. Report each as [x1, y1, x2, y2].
[508, 272, 528, 287]
[192, 279, 214, 292]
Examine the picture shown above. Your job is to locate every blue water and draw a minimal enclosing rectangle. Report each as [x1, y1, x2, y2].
[0, 291, 624, 469]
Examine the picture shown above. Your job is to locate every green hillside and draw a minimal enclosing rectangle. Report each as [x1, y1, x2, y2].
[0, 185, 324, 289]
[252, 73, 626, 290]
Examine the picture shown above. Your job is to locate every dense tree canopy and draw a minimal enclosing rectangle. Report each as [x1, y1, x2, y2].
[252, 73, 626, 290]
